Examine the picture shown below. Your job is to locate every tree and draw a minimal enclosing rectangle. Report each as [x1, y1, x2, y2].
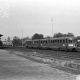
[7, 36, 11, 42]
[45, 36, 51, 39]
[0, 34, 3, 37]
[53, 33, 64, 38]
[22, 36, 30, 41]
[32, 33, 44, 40]
[53, 32, 74, 38]
[66, 33, 74, 37]
[12, 36, 22, 47]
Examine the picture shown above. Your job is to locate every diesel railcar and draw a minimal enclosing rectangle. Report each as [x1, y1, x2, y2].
[24, 37, 80, 51]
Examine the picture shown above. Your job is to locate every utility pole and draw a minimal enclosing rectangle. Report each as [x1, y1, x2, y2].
[51, 18, 53, 37]
[21, 29, 23, 47]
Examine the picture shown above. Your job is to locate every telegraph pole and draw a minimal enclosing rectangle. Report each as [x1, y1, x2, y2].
[21, 29, 23, 47]
[51, 18, 53, 37]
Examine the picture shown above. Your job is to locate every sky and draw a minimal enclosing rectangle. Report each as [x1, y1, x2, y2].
[0, 0, 80, 40]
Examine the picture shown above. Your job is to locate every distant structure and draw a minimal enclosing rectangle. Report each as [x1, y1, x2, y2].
[2, 38, 13, 47]
[2, 40, 13, 47]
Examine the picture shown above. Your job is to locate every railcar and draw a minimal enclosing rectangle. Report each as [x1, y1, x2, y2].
[25, 37, 80, 51]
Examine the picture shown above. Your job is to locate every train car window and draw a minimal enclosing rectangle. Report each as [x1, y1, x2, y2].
[71, 40, 73, 43]
[55, 40, 56, 43]
[46, 40, 47, 43]
[48, 40, 50, 43]
[63, 39, 65, 43]
[51, 40, 52, 43]
[53, 40, 54, 43]
[42, 41, 43, 44]
[54, 40, 55, 43]
[49, 40, 51, 43]
[57, 40, 59, 43]
[43, 40, 45, 43]
[54, 40, 56, 43]
[56, 40, 58, 43]
[60, 40, 62, 43]
[44, 40, 46, 43]
[56, 40, 57, 43]
[66, 39, 67, 43]
[34, 41, 36, 44]
[40, 41, 42, 43]
[41, 41, 43, 44]
[50, 40, 51, 43]
[36, 41, 38, 43]
[34, 41, 35, 44]
[42, 40, 44, 43]
[69, 40, 70, 43]
[51, 40, 53, 43]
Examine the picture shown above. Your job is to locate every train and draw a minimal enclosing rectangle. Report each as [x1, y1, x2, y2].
[24, 37, 80, 51]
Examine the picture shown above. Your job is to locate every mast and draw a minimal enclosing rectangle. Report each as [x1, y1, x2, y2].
[51, 18, 53, 37]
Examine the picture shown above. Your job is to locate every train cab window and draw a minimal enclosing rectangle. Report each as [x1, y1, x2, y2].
[69, 40, 72, 43]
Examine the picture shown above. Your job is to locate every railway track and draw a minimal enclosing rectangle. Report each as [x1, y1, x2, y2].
[23, 48, 80, 60]
[4, 47, 80, 60]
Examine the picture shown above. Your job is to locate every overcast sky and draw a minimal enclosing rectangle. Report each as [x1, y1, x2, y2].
[0, 0, 80, 40]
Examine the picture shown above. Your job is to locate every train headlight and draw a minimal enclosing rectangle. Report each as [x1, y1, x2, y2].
[63, 44, 65, 46]
[68, 44, 74, 46]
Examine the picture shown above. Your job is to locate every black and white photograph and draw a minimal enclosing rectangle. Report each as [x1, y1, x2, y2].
[0, 0, 80, 80]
